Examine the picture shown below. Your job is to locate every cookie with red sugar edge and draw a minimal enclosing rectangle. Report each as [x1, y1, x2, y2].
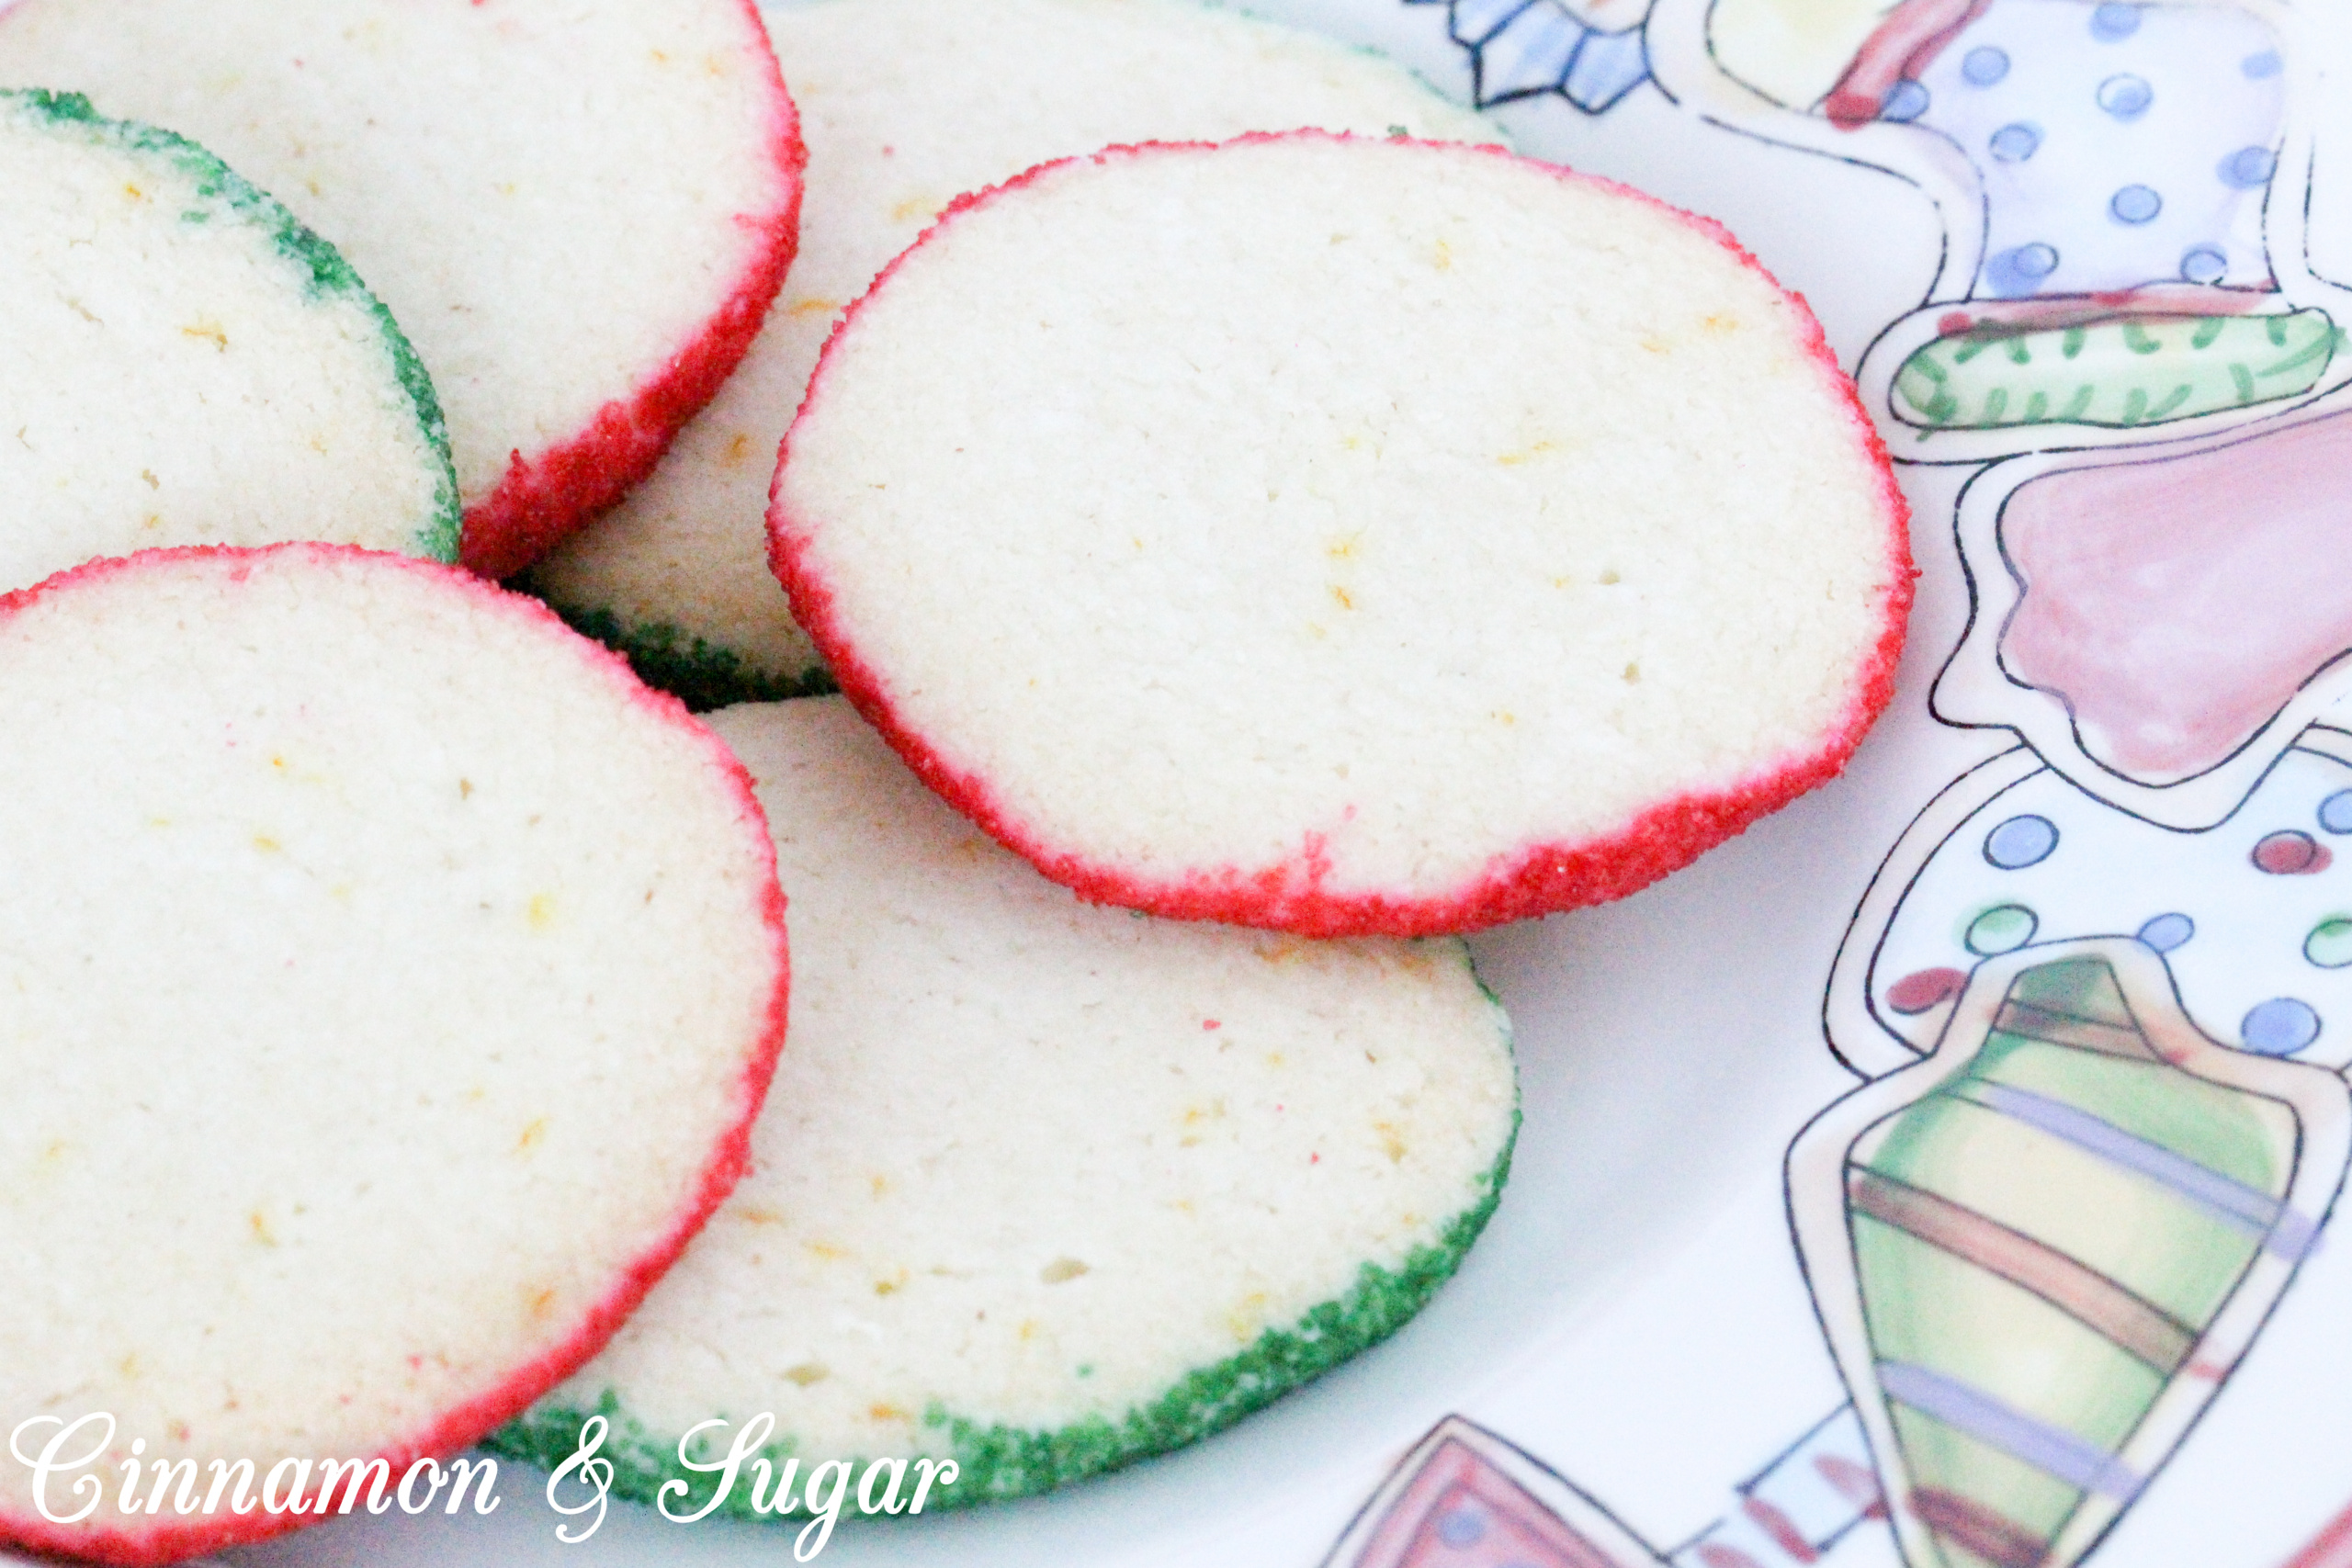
[0, 0, 805, 580]
[0, 545, 787, 1565]
[526, 0, 1500, 709]
[771, 131, 1912, 938]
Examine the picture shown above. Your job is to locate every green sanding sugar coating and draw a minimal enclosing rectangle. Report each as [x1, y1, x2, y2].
[488, 1125, 1517, 1518]
[1894, 310, 2339, 433]
[4, 87, 460, 561]
[535, 600, 837, 711]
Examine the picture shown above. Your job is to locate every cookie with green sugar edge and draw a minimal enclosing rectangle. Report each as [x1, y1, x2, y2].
[494, 1135, 1510, 1512]
[525, 0, 1499, 707]
[0, 88, 458, 579]
[1893, 309, 2340, 432]
[538, 600, 838, 712]
[494, 696, 1519, 1515]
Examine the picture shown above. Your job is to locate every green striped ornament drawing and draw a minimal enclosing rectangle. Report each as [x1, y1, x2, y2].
[1792, 940, 2352, 1568]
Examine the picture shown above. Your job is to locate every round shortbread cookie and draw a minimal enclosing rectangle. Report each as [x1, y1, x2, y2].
[526, 0, 1497, 709]
[774, 132, 1913, 937]
[0, 546, 788, 1565]
[493, 696, 1516, 1512]
[0, 0, 804, 580]
[0, 89, 457, 583]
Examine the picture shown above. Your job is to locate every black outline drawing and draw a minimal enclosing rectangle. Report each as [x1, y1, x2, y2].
[1402, 0, 1654, 111]
[1317, 8, 2352, 1566]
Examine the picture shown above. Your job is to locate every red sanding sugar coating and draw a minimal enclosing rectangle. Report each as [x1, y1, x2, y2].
[0, 544, 790, 1567]
[462, 235, 799, 581]
[772, 133, 1913, 938]
[457, 0, 807, 581]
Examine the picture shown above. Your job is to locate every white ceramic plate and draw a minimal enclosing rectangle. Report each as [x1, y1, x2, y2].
[62, 3, 2352, 1565]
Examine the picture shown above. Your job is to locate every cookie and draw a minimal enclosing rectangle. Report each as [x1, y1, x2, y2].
[494, 696, 1516, 1513]
[0, 0, 804, 579]
[771, 132, 1912, 936]
[527, 0, 1498, 707]
[0, 545, 787, 1565]
[0, 88, 456, 585]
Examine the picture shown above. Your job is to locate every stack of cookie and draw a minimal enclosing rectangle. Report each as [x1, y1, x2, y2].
[0, 0, 1908, 1558]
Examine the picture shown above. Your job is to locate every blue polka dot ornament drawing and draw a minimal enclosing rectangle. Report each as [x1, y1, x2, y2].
[1640, 0, 2352, 460]
[1902, 2, 2281, 300]
[1851, 745, 2352, 1072]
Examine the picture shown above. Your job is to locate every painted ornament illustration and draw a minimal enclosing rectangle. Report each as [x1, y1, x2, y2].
[1800, 940, 2350, 1566]
[1404, 0, 1654, 111]
[1645, 0, 2352, 460]
[1331, 3, 2352, 1566]
[1926, 412, 2352, 829]
[1324, 1416, 1670, 1568]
